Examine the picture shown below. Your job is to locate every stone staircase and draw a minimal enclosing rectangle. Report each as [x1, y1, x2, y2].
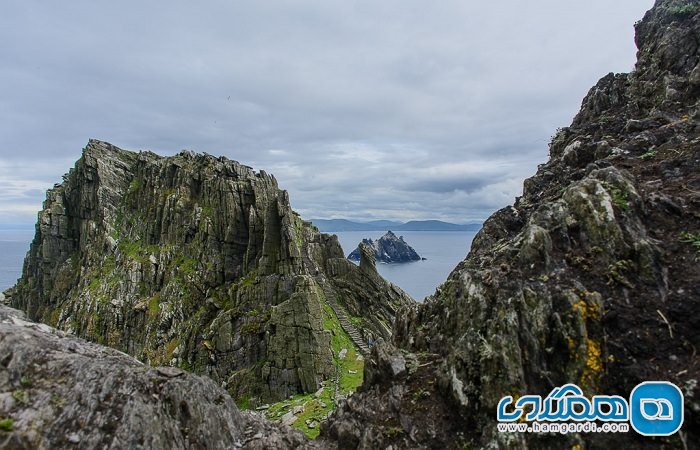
[301, 252, 370, 356]
[322, 284, 370, 356]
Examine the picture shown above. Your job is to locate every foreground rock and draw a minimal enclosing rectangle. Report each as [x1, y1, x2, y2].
[0, 305, 317, 449]
[347, 231, 421, 263]
[6, 141, 412, 406]
[324, 1, 700, 448]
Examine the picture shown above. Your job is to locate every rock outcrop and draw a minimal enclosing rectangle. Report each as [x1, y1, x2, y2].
[5, 141, 413, 406]
[323, 1, 700, 448]
[0, 305, 315, 449]
[347, 231, 421, 263]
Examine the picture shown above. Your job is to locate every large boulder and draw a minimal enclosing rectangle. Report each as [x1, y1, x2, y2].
[0, 305, 316, 449]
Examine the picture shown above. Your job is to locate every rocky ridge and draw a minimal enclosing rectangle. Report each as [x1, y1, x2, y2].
[322, 1, 700, 448]
[5, 141, 412, 407]
[347, 231, 422, 263]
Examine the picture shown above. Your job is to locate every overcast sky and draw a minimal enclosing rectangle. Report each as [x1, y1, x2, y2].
[0, 0, 654, 225]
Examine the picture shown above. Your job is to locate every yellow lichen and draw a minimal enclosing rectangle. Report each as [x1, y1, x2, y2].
[572, 295, 601, 321]
[580, 339, 603, 391]
[107, 329, 121, 347]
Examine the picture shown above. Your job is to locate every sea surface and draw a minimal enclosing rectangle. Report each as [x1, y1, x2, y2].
[333, 230, 477, 301]
[0, 228, 34, 292]
[0, 228, 478, 302]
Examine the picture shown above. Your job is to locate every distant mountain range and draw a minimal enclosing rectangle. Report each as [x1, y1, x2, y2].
[310, 219, 482, 232]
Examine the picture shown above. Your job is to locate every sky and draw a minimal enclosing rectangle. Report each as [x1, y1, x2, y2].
[0, 0, 654, 225]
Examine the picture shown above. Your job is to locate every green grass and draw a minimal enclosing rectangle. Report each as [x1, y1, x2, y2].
[609, 186, 630, 211]
[261, 297, 365, 439]
[201, 205, 214, 218]
[349, 315, 364, 328]
[237, 396, 251, 410]
[321, 302, 364, 395]
[19, 376, 32, 388]
[240, 307, 271, 335]
[118, 239, 163, 264]
[0, 418, 13, 432]
[128, 178, 141, 195]
[119, 240, 143, 260]
[174, 255, 199, 276]
[293, 216, 306, 251]
[239, 270, 258, 288]
[82, 256, 119, 306]
[680, 231, 700, 252]
[264, 385, 336, 439]
[669, 4, 700, 17]
[640, 149, 657, 160]
[87, 278, 103, 295]
[147, 294, 161, 317]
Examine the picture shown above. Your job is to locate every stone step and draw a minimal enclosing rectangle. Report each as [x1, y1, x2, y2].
[318, 279, 370, 356]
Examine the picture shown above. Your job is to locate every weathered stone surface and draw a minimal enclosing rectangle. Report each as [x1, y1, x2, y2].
[324, 244, 412, 341]
[363, 339, 406, 385]
[6, 141, 413, 406]
[347, 231, 421, 263]
[0, 305, 316, 449]
[323, 1, 700, 448]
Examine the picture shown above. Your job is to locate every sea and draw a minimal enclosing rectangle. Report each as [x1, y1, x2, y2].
[0, 228, 34, 292]
[0, 228, 477, 302]
[333, 230, 477, 301]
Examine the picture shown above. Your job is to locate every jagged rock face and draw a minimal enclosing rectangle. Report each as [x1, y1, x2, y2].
[324, 1, 700, 448]
[326, 243, 413, 340]
[0, 305, 316, 450]
[347, 231, 422, 263]
[7, 140, 413, 405]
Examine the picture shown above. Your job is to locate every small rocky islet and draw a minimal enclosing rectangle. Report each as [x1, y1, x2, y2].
[0, 1, 699, 448]
[347, 231, 423, 263]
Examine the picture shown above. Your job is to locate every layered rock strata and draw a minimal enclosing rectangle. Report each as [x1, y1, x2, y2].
[6, 141, 412, 405]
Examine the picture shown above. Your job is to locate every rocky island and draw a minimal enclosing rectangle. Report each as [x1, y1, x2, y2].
[347, 231, 422, 263]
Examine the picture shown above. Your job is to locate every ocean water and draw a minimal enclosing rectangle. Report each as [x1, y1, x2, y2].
[0, 229, 34, 291]
[0, 228, 478, 302]
[333, 231, 477, 301]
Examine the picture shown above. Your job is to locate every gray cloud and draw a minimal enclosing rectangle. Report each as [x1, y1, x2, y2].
[0, 0, 654, 224]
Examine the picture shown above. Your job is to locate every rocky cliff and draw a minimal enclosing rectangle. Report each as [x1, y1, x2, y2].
[5, 141, 412, 407]
[322, 1, 700, 448]
[347, 231, 422, 263]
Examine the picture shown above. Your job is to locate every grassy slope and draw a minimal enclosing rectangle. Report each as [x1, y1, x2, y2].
[262, 302, 364, 438]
